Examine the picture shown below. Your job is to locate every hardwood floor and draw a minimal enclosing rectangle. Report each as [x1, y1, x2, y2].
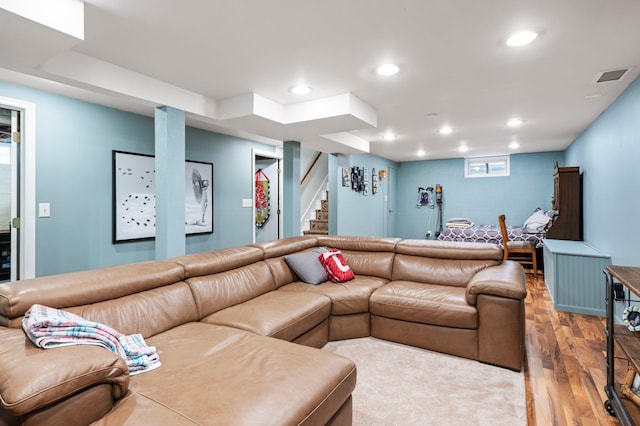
[524, 273, 620, 425]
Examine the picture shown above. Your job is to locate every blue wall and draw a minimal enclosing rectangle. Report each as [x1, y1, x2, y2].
[565, 75, 640, 266]
[8, 72, 637, 275]
[336, 153, 398, 237]
[395, 152, 564, 239]
[0, 81, 276, 276]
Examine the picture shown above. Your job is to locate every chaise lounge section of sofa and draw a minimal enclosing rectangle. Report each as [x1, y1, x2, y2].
[0, 236, 526, 426]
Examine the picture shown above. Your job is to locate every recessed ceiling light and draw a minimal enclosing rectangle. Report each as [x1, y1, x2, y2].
[509, 141, 520, 149]
[289, 85, 312, 95]
[458, 145, 469, 153]
[417, 149, 426, 157]
[376, 63, 400, 76]
[506, 30, 538, 47]
[383, 132, 396, 141]
[507, 118, 525, 127]
[439, 126, 453, 135]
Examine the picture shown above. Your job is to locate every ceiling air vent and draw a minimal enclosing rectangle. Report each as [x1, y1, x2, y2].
[594, 68, 629, 83]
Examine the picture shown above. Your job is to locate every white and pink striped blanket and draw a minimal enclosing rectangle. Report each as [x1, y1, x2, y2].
[22, 304, 161, 375]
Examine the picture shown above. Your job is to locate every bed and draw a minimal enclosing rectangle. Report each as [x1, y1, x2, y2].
[437, 223, 545, 248]
[436, 210, 553, 249]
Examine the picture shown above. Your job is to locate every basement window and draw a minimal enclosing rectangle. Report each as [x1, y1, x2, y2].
[464, 155, 510, 178]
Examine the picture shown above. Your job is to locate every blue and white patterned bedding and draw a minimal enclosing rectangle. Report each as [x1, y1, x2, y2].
[437, 224, 545, 248]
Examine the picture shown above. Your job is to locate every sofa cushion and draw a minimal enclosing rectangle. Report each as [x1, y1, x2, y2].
[171, 246, 264, 278]
[317, 235, 401, 253]
[125, 323, 356, 426]
[283, 247, 329, 284]
[186, 261, 276, 319]
[66, 282, 198, 338]
[339, 250, 396, 280]
[392, 254, 499, 288]
[317, 236, 400, 280]
[279, 276, 388, 315]
[370, 281, 478, 329]
[200, 291, 331, 341]
[0, 260, 185, 324]
[395, 239, 503, 261]
[252, 235, 319, 259]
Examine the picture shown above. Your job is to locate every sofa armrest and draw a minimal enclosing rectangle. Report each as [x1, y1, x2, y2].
[465, 260, 527, 305]
[0, 327, 129, 417]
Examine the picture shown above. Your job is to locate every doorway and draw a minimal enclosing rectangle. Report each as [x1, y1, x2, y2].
[0, 97, 36, 281]
[383, 166, 396, 237]
[0, 108, 14, 281]
[252, 149, 283, 243]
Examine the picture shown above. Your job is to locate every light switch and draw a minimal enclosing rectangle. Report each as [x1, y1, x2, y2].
[39, 203, 51, 218]
[241, 198, 252, 208]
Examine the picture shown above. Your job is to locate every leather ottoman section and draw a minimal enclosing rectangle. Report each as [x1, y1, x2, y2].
[90, 392, 202, 426]
[370, 281, 478, 329]
[128, 323, 356, 426]
[0, 328, 128, 424]
[278, 276, 388, 315]
[329, 313, 370, 341]
[7, 384, 114, 426]
[200, 291, 331, 342]
[326, 395, 352, 426]
[371, 315, 479, 361]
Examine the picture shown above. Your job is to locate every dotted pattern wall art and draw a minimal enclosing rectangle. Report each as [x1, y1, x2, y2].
[112, 151, 213, 243]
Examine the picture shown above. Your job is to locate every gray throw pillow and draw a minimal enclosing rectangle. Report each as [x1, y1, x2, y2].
[283, 247, 329, 285]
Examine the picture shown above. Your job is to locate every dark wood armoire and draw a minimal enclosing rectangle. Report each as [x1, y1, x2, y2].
[546, 162, 583, 241]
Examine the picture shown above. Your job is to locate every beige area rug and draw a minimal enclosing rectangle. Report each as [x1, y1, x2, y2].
[323, 337, 526, 426]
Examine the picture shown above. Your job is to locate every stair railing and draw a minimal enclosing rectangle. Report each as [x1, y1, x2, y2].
[300, 152, 322, 185]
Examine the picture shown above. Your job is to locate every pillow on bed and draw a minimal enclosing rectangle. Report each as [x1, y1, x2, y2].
[523, 208, 550, 232]
[284, 247, 329, 285]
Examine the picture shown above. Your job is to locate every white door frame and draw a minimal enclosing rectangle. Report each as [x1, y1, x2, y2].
[251, 148, 283, 243]
[0, 96, 36, 279]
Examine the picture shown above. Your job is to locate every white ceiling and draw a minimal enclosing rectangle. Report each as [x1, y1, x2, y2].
[1, 0, 640, 162]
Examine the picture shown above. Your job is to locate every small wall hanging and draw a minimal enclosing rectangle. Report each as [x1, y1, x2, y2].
[372, 168, 378, 194]
[255, 169, 270, 228]
[351, 166, 365, 192]
[342, 168, 350, 187]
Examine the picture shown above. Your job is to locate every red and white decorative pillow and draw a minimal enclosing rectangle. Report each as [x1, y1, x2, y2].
[318, 249, 354, 283]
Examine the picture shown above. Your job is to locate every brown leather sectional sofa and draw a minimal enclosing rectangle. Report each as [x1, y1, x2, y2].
[0, 236, 527, 426]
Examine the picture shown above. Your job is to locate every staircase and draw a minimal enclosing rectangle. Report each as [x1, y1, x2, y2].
[303, 192, 328, 235]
